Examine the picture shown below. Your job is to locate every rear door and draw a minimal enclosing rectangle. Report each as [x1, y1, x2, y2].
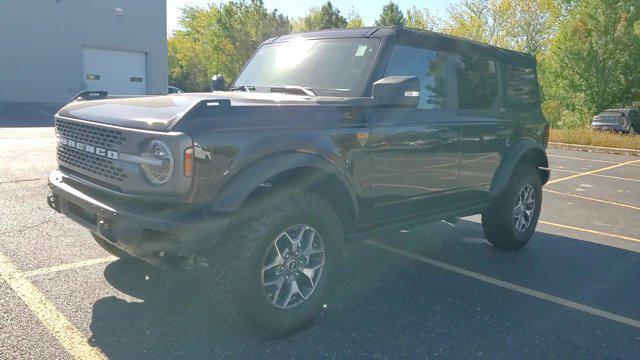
[83, 47, 147, 95]
[456, 55, 510, 202]
[364, 45, 461, 223]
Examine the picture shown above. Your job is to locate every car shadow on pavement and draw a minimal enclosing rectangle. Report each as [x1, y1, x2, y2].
[88, 220, 640, 359]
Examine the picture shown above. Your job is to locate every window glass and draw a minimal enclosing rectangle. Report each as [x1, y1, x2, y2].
[456, 56, 498, 110]
[385, 45, 447, 109]
[234, 38, 379, 97]
[505, 65, 539, 108]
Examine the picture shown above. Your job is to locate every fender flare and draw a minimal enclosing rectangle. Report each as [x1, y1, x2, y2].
[490, 139, 549, 197]
[208, 151, 359, 217]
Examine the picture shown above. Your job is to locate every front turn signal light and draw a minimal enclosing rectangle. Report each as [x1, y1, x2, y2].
[184, 147, 193, 178]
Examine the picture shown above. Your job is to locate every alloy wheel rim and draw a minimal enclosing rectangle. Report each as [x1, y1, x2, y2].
[260, 224, 325, 309]
[513, 184, 536, 233]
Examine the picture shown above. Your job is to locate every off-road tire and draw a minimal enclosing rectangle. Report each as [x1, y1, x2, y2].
[629, 125, 636, 136]
[207, 191, 344, 336]
[91, 232, 135, 260]
[482, 164, 542, 250]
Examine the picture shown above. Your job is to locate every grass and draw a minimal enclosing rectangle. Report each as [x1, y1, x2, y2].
[549, 128, 640, 150]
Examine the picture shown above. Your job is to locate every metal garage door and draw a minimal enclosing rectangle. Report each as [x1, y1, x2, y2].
[83, 47, 147, 95]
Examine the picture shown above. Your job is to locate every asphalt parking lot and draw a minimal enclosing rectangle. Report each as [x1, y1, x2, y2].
[1, 126, 640, 359]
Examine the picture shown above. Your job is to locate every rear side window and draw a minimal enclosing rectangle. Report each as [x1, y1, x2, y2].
[385, 45, 447, 110]
[504, 65, 540, 108]
[456, 56, 499, 111]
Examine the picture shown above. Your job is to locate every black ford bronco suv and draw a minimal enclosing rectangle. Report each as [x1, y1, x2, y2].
[48, 28, 549, 335]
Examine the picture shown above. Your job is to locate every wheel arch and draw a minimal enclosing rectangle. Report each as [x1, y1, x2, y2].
[208, 151, 360, 230]
[490, 139, 549, 198]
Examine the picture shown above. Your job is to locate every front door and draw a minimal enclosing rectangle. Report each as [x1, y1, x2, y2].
[363, 45, 461, 224]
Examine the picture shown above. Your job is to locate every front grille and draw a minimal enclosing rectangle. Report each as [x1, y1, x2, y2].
[55, 118, 131, 184]
[58, 145, 128, 182]
[56, 118, 126, 149]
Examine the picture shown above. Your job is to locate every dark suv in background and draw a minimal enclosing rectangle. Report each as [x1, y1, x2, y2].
[592, 109, 639, 134]
[48, 28, 549, 335]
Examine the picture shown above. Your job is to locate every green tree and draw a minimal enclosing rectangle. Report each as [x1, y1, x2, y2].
[168, 0, 290, 91]
[375, 2, 406, 27]
[539, 0, 640, 126]
[443, 0, 561, 54]
[405, 6, 441, 30]
[503, 0, 562, 54]
[292, 2, 347, 32]
[443, 0, 512, 47]
[346, 8, 364, 28]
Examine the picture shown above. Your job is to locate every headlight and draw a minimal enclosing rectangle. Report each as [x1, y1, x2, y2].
[141, 140, 174, 185]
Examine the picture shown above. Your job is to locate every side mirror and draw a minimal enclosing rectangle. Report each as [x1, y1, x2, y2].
[372, 76, 420, 108]
[211, 74, 225, 91]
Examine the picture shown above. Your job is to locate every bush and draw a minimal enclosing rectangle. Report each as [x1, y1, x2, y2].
[550, 128, 640, 150]
[557, 110, 591, 130]
[541, 101, 562, 128]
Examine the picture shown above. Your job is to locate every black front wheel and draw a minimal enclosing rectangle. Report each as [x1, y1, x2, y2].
[482, 164, 542, 250]
[207, 191, 343, 336]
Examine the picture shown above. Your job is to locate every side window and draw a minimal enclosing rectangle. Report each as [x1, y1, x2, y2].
[385, 45, 447, 110]
[504, 65, 539, 108]
[456, 55, 498, 111]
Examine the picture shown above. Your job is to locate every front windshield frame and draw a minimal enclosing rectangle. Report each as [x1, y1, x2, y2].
[233, 37, 382, 97]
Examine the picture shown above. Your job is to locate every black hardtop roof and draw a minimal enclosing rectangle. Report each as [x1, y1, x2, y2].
[269, 27, 536, 67]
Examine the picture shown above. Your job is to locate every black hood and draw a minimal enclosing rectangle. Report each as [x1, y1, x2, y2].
[56, 92, 344, 131]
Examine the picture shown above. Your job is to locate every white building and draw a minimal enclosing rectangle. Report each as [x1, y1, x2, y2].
[0, 0, 168, 104]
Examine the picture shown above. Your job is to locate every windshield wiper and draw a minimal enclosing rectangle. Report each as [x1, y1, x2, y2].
[269, 86, 316, 97]
[229, 85, 256, 92]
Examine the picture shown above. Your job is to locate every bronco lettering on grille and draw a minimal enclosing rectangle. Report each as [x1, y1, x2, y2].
[59, 137, 119, 160]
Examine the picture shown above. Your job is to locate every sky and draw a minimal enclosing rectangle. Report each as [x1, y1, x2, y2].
[167, 0, 454, 35]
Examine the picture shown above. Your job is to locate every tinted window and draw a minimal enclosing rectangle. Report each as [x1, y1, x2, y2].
[456, 56, 498, 111]
[385, 45, 447, 109]
[505, 65, 539, 108]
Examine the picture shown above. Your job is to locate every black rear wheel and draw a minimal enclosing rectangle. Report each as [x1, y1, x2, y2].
[482, 164, 542, 250]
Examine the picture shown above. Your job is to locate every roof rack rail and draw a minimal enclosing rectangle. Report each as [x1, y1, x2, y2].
[73, 91, 108, 101]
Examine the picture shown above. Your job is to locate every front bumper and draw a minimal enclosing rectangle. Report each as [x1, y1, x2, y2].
[47, 170, 229, 265]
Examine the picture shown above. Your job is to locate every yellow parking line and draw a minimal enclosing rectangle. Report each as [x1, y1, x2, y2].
[24, 256, 116, 278]
[365, 240, 640, 329]
[539, 221, 640, 244]
[0, 251, 106, 360]
[547, 159, 640, 185]
[547, 154, 620, 164]
[544, 189, 640, 211]
[550, 168, 640, 183]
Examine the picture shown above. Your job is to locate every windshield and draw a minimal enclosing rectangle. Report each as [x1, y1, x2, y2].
[234, 38, 380, 97]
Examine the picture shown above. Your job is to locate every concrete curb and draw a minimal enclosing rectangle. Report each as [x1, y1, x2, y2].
[549, 142, 640, 157]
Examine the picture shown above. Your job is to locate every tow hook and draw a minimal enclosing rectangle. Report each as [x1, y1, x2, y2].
[47, 194, 60, 213]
